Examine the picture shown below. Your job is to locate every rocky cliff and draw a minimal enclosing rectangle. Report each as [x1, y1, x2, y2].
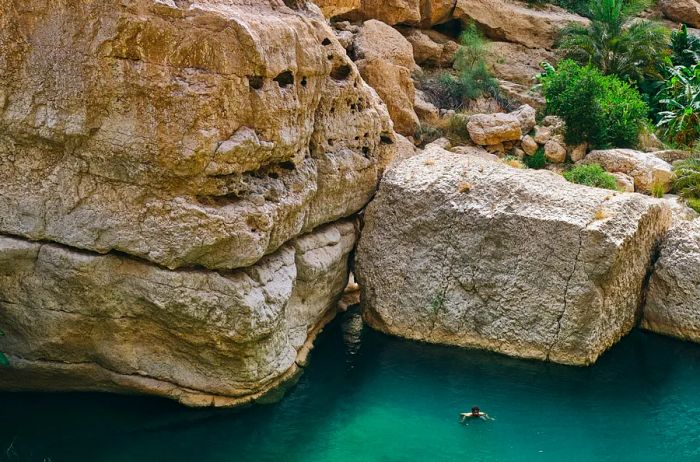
[0, 0, 396, 406]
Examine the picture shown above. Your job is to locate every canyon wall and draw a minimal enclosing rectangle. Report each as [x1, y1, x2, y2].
[0, 0, 396, 405]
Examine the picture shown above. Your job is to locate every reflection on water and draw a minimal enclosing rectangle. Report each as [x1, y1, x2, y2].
[1, 309, 700, 462]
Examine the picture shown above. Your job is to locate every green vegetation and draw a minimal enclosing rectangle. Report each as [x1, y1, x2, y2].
[526, 0, 590, 16]
[657, 64, 700, 147]
[671, 25, 700, 68]
[0, 330, 7, 367]
[672, 158, 700, 211]
[558, 0, 668, 84]
[539, 60, 649, 148]
[563, 164, 619, 190]
[524, 147, 548, 169]
[423, 24, 498, 110]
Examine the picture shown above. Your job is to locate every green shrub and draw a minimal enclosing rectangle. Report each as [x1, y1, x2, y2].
[673, 158, 700, 201]
[539, 60, 649, 148]
[657, 64, 700, 148]
[563, 164, 619, 190]
[524, 147, 548, 169]
[687, 197, 700, 213]
[557, 0, 668, 84]
[671, 24, 700, 68]
[424, 24, 498, 109]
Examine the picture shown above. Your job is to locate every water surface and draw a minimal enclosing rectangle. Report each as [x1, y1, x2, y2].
[2, 310, 700, 461]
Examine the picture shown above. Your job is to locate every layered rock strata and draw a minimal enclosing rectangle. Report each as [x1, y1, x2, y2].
[0, 0, 396, 405]
[0, 222, 356, 406]
[356, 147, 671, 366]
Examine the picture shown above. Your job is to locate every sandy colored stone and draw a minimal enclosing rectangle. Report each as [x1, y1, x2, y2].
[511, 104, 537, 134]
[569, 143, 587, 162]
[0, 221, 356, 406]
[344, 0, 422, 25]
[544, 139, 566, 163]
[485, 42, 557, 85]
[399, 28, 458, 67]
[356, 147, 671, 365]
[521, 135, 538, 155]
[0, 0, 396, 271]
[643, 219, 700, 342]
[612, 172, 635, 193]
[582, 149, 675, 194]
[467, 113, 522, 146]
[661, 0, 700, 27]
[354, 20, 417, 71]
[453, 0, 589, 49]
[414, 90, 440, 124]
[357, 59, 420, 136]
[315, 0, 361, 17]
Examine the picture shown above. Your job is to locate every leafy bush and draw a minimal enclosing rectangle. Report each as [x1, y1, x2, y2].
[671, 25, 700, 68]
[657, 65, 700, 147]
[563, 164, 619, 190]
[424, 24, 498, 110]
[524, 147, 548, 169]
[687, 197, 700, 213]
[673, 158, 700, 204]
[558, 0, 668, 84]
[539, 60, 649, 148]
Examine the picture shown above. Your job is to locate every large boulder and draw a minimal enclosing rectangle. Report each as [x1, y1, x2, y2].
[315, 0, 361, 17]
[0, 0, 396, 271]
[581, 150, 675, 194]
[354, 20, 420, 136]
[0, 221, 356, 406]
[356, 147, 671, 365]
[642, 219, 700, 342]
[325, 0, 454, 25]
[453, 0, 589, 49]
[467, 113, 522, 146]
[661, 0, 700, 27]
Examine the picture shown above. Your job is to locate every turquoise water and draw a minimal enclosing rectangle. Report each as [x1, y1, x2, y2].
[2, 310, 700, 462]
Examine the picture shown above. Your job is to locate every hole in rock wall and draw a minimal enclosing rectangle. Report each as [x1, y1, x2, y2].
[380, 134, 394, 145]
[322, 37, 332, 46]
[274, 71, 295, 88]
[432, 18, 464, 40]
[330, 64, 352, 81]
[361, 146, 370, 157]
[279, 161, 296, 170]
[301, 77, 307, 87]
[248, 75, 264, 90]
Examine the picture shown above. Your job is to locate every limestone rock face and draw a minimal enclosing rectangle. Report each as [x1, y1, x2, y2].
[399, 28, 459, 67]
[0, 221, 356, 406]
[582, 150, 675, 194]
[485, 42, 556, 85]
[0, 0, 395, 271]
[467, 113, 522, 146]
[354, 20, 420, 135]
[315, 0, 361, 17]
[661, 0, 700, 27]
[356, 147, 671, 365]
[354, 20, 417, 71]
[643, 219, 700, 342]
[453, 0, 589, 49]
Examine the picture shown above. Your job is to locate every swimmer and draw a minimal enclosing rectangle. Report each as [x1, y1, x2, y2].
[460, 406, 492, 422]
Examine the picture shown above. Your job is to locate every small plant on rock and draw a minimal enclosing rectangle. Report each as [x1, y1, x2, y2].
[424, 24, 498, 109]
[524, 147, 548, 169]
[672, 158, 700, 211]
[563, 164, 619, 190]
